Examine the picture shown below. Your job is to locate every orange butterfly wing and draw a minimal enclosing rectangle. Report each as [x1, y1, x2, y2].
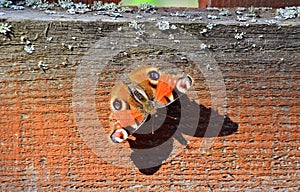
[155, 74, 177, 104]
[128, 66, 178, 105]
[112, 109, 145, 129]
[110, 82, 147, 132]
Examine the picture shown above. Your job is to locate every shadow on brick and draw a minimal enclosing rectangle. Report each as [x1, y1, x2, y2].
[127, 94, 239, 175]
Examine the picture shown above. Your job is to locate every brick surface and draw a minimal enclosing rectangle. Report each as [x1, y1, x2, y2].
[0, 9, 299, 191]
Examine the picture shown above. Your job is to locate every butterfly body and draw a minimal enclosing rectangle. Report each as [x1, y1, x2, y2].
[130, 86, 157, 115]
[110, 66, 193, 143]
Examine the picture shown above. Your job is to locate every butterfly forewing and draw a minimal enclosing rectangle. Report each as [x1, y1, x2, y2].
[110, 82, 148, 134]
[155, 74, 177, 104]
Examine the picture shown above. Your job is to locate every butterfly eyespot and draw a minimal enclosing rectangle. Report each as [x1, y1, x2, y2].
[110, 129, 128, 143]
[113, 98, 122, 110]
[183, 76, 193, 88]
[176, 75, 193, 93]
[148, 70, 160, 81]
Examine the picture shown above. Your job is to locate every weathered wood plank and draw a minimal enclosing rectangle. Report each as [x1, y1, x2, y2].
[0, 8, 299, 191]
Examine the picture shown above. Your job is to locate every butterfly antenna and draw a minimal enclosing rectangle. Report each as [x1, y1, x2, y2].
[156, 112, 177, 120]
[173, 91, 188, 103]
[166, 114, 177, 120]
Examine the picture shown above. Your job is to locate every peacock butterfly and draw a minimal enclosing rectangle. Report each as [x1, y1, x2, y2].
[110, 66, 193, 143]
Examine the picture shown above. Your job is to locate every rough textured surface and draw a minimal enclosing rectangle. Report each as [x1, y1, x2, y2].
[0, 8, 299, 191]
[203, 0, 300, 8]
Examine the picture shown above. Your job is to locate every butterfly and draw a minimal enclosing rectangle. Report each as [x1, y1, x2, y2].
[109, 66, 193, 143]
